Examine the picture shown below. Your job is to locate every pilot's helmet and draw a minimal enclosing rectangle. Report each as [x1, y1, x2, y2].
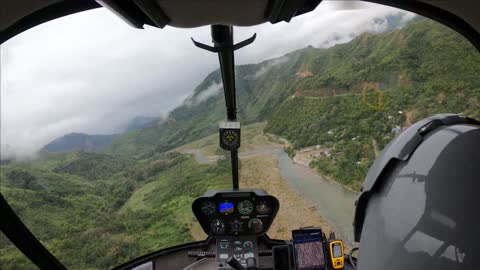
[353, 114, 480, 270]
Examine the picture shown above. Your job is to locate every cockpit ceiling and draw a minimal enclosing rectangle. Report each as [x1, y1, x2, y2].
[420, 0, 479, 33]
[154, 0, 269, 27]
[1, 0, 480, 47]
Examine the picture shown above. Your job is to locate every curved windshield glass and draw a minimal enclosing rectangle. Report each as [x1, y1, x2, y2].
[1, 1, 479, 269]
[0, 232, 39, 269]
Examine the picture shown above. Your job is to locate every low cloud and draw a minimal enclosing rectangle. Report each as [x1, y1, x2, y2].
[184, 81, 223, 106]
[252, 56, 290, 79]
[195, 81, 223, 103]
[1, 1, 417, 159]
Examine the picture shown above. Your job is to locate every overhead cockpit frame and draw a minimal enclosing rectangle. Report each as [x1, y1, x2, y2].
[1, 0, 479, 50]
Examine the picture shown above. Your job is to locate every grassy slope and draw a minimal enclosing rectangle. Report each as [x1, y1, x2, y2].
[0, 152, 229, 269]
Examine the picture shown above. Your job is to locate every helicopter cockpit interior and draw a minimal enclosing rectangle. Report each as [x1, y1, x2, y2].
[1, 1, 480, 270]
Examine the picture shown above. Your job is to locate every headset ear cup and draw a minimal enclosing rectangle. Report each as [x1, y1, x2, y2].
[354, 114, 480, 242]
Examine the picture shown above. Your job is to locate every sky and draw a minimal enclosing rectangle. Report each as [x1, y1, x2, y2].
[0, 1, 416, 159]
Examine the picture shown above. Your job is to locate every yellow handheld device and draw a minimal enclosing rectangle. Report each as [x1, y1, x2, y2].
[329, 240, 344, 269]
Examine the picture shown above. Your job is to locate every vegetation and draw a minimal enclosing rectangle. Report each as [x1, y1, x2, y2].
[0, 151, 231, 269]
[265, 19, 480, 190]
[1, 18, 479, 269]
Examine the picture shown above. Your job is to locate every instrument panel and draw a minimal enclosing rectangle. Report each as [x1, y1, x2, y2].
[215, 235, 258, 269]
[192, 189, 279, 236]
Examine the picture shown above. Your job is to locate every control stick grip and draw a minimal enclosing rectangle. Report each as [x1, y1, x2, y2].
[227, 257, 246, 270]
[246, 257, 257, 270]
[227, 257, 258, 270]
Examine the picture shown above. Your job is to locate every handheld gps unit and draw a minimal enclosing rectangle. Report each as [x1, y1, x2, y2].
[329, 240, 344, 269]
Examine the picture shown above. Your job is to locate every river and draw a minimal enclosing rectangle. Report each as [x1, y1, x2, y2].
[277, 151, 357, 244]
[181, 147, 358, 244]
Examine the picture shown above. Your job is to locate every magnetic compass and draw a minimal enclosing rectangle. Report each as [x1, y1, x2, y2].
[219, 121, 241, 150]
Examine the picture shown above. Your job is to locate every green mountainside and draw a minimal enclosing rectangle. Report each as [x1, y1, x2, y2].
[1, 18, 479, 269]
[0, 151, 231, 269]
[266, 18, 480, 189]
[40, 116, 162, 154]
[41, 133, 119, 153]
[105, 46, 326, 158]
[107, 17, 479, 187]
[106, 18, 480, 160]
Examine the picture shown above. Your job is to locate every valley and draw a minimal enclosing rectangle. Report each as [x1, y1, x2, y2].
[174, 122, 357, 245]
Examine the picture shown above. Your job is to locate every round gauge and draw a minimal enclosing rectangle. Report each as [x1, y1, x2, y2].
[256, 201, 271, 214]
[237, 200, 253, 215]
[243, 241, 253, 249]
[222, 130, 239, 146]
[201, 201, 216, 215]
[231, 220, 242, 231]
[210, 219, 225, 234]
[248, 218, 264, 233]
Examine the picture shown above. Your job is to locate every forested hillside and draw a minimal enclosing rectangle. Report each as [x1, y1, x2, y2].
[107, 17, 480, 188]
[0, 151, 232, 269]
[42, 133, 119, 153]
[265, 18, 480, 189]
[106, 18, 479, 161]
[41, 116, 162, 154]
[1, 17, 479, 269]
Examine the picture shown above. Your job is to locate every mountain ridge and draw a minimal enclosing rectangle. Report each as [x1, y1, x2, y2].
[41, 133, 119, 153]
[41, 116, 163, 153]
[105, 17, 480, 159]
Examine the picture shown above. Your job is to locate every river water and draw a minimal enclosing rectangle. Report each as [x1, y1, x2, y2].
[182, 147, 358, 243]
[277, 151, 358, 244]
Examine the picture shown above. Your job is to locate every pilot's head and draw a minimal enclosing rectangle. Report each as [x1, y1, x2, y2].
[353, 114, 480, 270]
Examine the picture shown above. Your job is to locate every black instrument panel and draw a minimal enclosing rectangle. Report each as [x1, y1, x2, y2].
[192, 189, 279, 236]
[215, 235, 258, 269]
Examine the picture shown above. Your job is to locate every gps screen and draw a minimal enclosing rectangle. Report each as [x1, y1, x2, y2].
[332, 243, 342, 258]
[293, 230, 325, 270]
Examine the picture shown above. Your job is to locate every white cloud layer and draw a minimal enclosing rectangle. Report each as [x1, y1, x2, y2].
[194, 82, 223, 103]
[253, 56, 290, 79]
[0, 1, 415, 159]
[184, 81, 223, 106]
